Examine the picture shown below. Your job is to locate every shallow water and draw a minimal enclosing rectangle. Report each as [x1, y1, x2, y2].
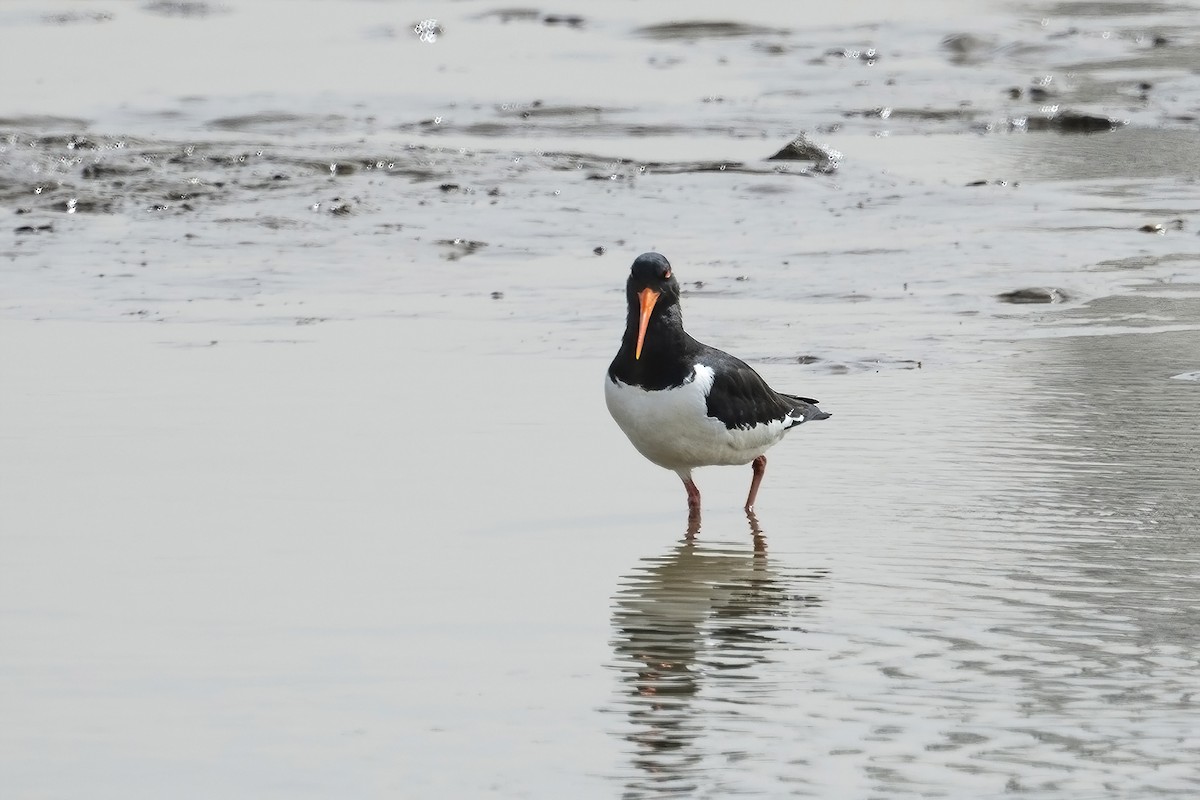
[602, 330, 1200, 798]
[2, 0, 1200, 798]
[3, 319, 1196, 798]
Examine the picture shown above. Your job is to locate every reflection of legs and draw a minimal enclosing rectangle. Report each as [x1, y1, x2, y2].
[745, 509, 765, 553]
[745, 455, 767, 512]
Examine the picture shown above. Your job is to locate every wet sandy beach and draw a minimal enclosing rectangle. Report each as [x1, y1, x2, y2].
[3, 1, 1200, 797]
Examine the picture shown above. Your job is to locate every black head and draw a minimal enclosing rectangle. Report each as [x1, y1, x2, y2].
[628, 252, 680, 300]
[625, 252, 683, 361]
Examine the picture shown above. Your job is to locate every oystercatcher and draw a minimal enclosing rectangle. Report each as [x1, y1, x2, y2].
[605, 252, 830, 514]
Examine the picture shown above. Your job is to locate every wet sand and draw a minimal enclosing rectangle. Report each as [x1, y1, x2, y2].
[3, 0, 1200, 797]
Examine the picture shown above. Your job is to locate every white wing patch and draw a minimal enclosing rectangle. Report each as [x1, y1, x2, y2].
[605, 363, 790, 471]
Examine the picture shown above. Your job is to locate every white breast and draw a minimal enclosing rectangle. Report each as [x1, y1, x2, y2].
[605, 364, 789, 472]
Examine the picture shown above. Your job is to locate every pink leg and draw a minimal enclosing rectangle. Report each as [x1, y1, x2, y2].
[682, 476, 702, 539]
[745, 455, 767, 512]
[683, 477, 701, 511]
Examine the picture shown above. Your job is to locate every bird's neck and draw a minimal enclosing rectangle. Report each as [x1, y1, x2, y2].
[610, 304, 695, 389]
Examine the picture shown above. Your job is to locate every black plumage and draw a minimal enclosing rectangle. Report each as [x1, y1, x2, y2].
[608, 252, 828, 429]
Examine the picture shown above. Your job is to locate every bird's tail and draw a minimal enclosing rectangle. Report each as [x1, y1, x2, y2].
[782, 394, 831, 426]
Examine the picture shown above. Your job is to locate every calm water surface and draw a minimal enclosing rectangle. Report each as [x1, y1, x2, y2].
[606, 329, 1199, 797]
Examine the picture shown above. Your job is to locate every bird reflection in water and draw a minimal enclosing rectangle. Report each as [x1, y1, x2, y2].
[608, 511, 826, 796]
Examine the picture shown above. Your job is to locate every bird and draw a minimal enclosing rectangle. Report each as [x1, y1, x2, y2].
[605, 252, 830, 516]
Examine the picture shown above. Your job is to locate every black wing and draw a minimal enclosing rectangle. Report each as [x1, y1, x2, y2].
[701, 347, 805, 430]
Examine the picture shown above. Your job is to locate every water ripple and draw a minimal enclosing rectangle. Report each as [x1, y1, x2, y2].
[604, 329, 1199, 797]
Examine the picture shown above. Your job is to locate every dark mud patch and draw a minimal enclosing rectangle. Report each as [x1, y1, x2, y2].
[48, 198, 116, 214]
[14, 224, 55, 235]
[81, 162, 153, 180]
[212, 215, 305, 230]
[1039, 1, 1185, 17]
[635, 21, 788, 39]
[742, 182, 795, 196]
[495, 102, 612, 120]
[538, 150, 819, 180]
[435, 238, 487, 260]
[819, 46, 882, 65]
[421, 105, 763, 140]
[473, 8, 584, 26]
[206, 112, 352, 134]
[940, 33, 1000, 65]
[317, 199, 353, 216]
[847, 107, 978, 123]
[1137, 219, 1185, 233]
[142, 1, 229, 18]
[997, 288, 1070, 304]
[756, 354, 922, 373]
[542, 14, 585, 28]
[767, 134, 842, 173]
[0, 128, 482, 222]
[0, 115, 91, 131]
[636, 160, 789, 177]
[41, 10, 114, 25]
[456, 118, 748, 137]
[1023, 111, 1124, 134]
[475, 8, 540, 23]
[1092, 252, 1199, 272]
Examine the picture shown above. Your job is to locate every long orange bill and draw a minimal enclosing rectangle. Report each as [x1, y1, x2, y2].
[635, 288, 660, 360]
